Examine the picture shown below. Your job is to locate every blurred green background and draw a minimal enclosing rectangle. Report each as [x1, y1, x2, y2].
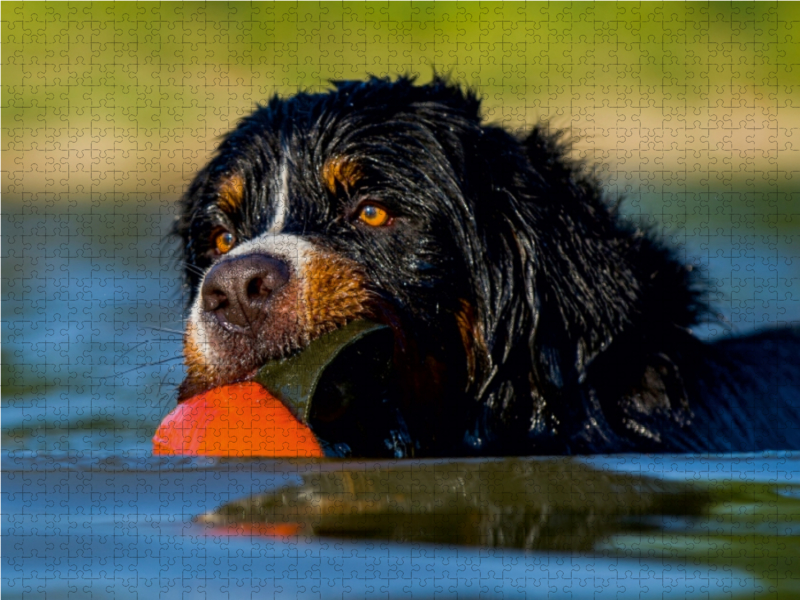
[4, 1, 799, 232]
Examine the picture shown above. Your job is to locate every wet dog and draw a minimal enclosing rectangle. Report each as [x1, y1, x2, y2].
[174, 76, 800, 457]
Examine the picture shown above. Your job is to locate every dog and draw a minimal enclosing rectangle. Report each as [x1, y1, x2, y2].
[174, 76, 800, 457]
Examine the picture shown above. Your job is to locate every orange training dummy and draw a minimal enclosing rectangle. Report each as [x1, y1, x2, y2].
[152, 382, 324, 457]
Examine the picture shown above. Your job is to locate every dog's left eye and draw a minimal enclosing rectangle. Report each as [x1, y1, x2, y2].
[213, 230, 236, 254]
[357, 204, 392, 227]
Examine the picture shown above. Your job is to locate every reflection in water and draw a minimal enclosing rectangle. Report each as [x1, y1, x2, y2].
[201, 458, 711, 550]
[201, 457, 800, 596]
[4, 452, 799, 598]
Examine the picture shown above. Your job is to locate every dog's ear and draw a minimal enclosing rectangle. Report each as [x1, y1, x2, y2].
[441, 124, 566, 446]
[461, 124, 703, 449]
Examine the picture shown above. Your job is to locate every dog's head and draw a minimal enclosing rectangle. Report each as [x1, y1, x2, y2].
[175, 76, 702, 456]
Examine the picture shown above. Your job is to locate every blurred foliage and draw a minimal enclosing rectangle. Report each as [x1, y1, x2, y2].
[5, 3, 799, 128]
[2, 2, 799, 231]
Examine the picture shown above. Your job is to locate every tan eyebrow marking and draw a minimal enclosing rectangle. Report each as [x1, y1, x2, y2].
[322, 156, 362, 194]
[217, 173, 244, 213]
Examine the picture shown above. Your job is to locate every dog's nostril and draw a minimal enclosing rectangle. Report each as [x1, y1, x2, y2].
[200, 254, 291, 329]
[202, 290, 228, 313]
[247, 276, 271, 300]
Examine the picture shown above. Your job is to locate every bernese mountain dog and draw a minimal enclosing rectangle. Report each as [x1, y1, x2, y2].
[174, 76, 800, 457]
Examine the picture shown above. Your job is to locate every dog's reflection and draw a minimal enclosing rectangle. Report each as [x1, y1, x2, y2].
[198, 458, 712, 551]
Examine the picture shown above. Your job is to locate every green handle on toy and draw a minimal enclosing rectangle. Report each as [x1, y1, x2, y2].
[253, 320, 394, 426]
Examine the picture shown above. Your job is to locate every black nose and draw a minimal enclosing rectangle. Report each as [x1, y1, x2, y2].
[201, 254, 291, 329]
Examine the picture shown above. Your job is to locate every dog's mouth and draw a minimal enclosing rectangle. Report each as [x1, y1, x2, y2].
[181, 318, 415, 458]
[176, 240, 464, 457]
[252, 319, 414, 457]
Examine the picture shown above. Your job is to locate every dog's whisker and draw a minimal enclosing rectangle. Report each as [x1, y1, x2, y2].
[153, 362, 183, 416]
[140, 326, 186, 336]
[95, 355, 184, 385]
[116, 340, 164, 361]
[117, 336, 183, 363]
[112, 356, 185, 378]
[179, 260, 206, 276]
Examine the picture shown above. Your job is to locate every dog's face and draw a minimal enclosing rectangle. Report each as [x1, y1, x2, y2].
[175, 78, 497, 454]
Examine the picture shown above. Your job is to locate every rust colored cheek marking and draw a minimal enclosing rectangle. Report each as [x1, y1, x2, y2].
[217, 173, 245, 213]
[455, 298, 487, 383]
[183, 323, 216, 382]
[322, 156, 362, 194]
[302, 251, 373, 338]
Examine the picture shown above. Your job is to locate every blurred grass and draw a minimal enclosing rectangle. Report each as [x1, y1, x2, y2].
[2, 2, 800, 233]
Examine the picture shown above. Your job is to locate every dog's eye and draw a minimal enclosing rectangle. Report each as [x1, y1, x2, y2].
[357, 204, 392, 227]
[214, 230, 236, 254]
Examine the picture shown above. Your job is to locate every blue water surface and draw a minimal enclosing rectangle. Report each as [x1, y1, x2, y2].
[3, 202, 800, 598]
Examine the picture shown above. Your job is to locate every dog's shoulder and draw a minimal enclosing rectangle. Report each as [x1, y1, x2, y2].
[684, 326, 800, 451]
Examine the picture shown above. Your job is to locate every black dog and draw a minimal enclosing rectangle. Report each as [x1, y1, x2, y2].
[174, 76, 800, 457]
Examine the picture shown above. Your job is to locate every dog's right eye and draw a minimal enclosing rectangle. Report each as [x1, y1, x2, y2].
[356, 203, 393, 228]
[212, 230, 236, 255]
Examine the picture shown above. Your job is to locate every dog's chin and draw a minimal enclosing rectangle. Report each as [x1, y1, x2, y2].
[177, 353, 262, 402]
[179, 323, 303, 401]
[179, 313, 375, 401]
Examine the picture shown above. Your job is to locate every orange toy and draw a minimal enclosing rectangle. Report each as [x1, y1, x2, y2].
[152, 382, 324, 457]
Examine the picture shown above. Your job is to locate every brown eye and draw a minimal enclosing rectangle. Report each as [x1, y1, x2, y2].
[357, 204, 391, 227]
[214, 231, 236, 254]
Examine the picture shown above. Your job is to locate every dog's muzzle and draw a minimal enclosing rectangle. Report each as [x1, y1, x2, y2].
[201, 254, 291, 331]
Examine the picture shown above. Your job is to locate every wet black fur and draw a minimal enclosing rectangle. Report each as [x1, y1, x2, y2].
[176, 76, 800, 456]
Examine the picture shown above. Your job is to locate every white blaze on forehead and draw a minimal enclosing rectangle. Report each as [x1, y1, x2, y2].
[268, 159, 290, 234]
[188, 154, 313, 344]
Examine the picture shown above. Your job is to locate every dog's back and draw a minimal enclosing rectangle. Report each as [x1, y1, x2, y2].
[688, 327, 800, 451]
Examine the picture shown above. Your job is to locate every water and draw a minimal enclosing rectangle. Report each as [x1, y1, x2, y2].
[3, 203, 185, 452]
[4, 451, 799, 598]
[3, 201, 800, 598]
